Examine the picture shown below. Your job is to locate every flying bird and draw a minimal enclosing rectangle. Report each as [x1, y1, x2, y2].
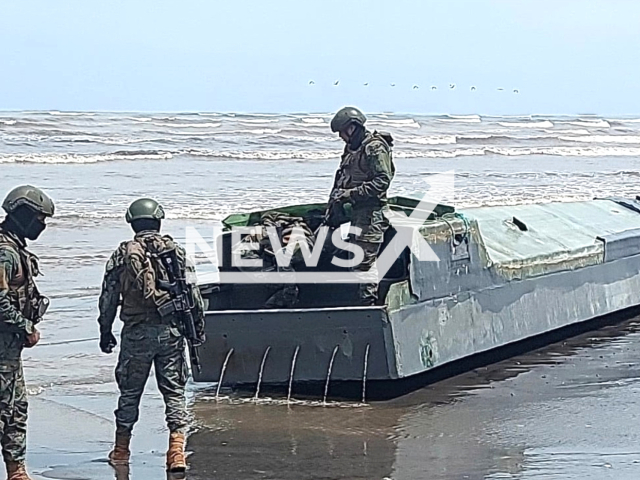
[449, 84, 455, 89]
[413, 85, 419, 89]
[431, 86, 437, 90]
[334, 80, 339, 86]
[308, 80, 315, 85]
[363, 82, 369, 86]
[497, 88, 504, 91]
[513, 89, 519, 94]
[471, 86, 476, 91]
[390, 83, 396, 87]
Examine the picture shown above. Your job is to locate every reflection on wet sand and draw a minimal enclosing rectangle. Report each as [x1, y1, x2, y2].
[188, 316, 640, 480]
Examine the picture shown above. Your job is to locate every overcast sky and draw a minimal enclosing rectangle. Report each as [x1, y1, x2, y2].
[0, 0, 638, 114]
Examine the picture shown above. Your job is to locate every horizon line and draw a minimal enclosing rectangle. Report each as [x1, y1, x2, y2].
[0, 109, 635, 117]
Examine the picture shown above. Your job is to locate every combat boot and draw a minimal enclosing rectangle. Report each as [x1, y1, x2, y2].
[108, 433, 131, 466]
[166, 431, 187, 472]
[6, 461, 32, 480]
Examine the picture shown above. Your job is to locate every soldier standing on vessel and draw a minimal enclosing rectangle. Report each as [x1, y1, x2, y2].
[326, 107, 396, 305]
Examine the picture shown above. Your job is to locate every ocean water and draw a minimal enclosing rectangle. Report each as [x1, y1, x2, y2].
[2, 110, 640, 390]
[3, 111, 640, 478]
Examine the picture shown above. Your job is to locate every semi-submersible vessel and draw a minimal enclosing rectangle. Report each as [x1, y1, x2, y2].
[192, 196, 640, 396]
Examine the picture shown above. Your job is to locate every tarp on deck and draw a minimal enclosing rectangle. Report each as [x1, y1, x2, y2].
[462, 199, 640, 280]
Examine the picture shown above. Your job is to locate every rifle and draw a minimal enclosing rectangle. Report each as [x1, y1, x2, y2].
[156, 248, 202, 373]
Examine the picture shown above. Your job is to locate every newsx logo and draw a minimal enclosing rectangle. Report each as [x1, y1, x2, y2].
[185, 171, 454, 284]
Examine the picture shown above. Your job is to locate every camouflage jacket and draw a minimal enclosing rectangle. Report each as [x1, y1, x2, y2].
[0, 227, 43, 369]
[97, 231, 206, 337]
[330, 130, 395, 210]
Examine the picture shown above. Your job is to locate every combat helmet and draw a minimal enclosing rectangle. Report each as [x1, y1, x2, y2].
[2, 185, 55, 217]
[330, 106, 367, 133]
[125, 198, 165, 223]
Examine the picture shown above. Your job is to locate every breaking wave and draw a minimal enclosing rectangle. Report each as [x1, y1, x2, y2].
[0, 151, 173, 164]
[498, 120, 554, 128]
[300, 118, 326, 124]
[47, 111, 96, 116]
[151, 122, 222, 128]
[559, 135, 640, 144]
[373, 119, 421, 129]
[396, 146, 640, 158]
[396, 135, 457, 145]
[184, 148, 339, 160]
[437, 115, 482, 123]
[564, 119, 611, 128]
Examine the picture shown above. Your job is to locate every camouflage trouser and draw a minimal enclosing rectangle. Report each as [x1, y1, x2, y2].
[351, 207, 389, 305]
[0, 366, 27, 463]
[114, 324, 188, 435]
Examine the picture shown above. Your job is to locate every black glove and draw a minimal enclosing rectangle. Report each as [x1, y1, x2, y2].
[100, 331, 117, 354]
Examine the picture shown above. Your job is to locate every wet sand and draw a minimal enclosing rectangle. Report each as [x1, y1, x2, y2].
[187, 315, 640, 480]
[25, 381, 179, 479]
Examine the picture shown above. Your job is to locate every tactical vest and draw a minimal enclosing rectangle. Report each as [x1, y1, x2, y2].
[118, 232, 175, 325]
[0, 229, 48, 323]
[336, 131, 394, 207]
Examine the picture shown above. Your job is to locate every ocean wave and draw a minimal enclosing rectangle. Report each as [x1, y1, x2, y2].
[300, 118, 326, 124]
[57, 208, 230, 221]
[454, 170, 640, 179]
[124, 117, 152, 122]
[166, 129, 222, 136]
[543, 129, 590, 135]
[374, 120, 421, 129]
[555, 118, 611, 128]
[238, 119, 280, 124]
[236, 113, 281, 118]
[446, 114, 481, 120]
[47, 111, 96, 116]
[152, 122, 221, 128]
[455, 134, 558, 144]
[0, 120, 17, 125]
[277, 127, 335, 137]
[396, 149, 486, 158]
[397, 135, 457, 145]
[257, 133, 329, 143]
[487, 146, 640, 157]
[4, 145, 639, 164]
[564, 120, 611, 128]
[2, 134, 182, 146]
[397, 146, 640, 158]
[183, 148, 339, 160]
[484, 114, 534, 119]
[559, 135, 640, 144]
[0, 123, 84, 134]
[51, 135, 171, 145]
[215, 128, 284, 135]
[498, 120, 554, 128]
[437, 116, 482, 123]
[0, 151, 173, 164]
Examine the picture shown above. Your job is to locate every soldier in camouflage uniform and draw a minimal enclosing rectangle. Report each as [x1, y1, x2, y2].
[97, 198, 206, 473]
[328, 107, 396, 305]
[0, 185, 54, 480]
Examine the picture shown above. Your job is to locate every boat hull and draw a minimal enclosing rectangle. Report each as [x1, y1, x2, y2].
[194, 198, 640, 390]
